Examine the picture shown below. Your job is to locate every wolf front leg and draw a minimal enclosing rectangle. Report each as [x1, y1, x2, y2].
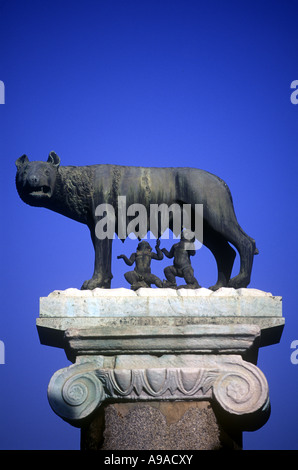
[81, 227, 113, 290]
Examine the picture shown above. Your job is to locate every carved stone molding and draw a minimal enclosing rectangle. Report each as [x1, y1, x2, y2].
[63, 324, 261, 359]
[47, 356, 269, 430]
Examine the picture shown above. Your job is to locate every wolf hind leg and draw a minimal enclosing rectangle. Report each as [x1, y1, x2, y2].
[224, 223, 256, 289]
[204, 229, 237, 291]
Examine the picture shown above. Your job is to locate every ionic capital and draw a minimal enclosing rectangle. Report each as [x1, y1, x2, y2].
[47, 356, 269, 430]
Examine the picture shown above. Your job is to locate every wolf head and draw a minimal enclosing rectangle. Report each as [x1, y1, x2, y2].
[15, 151, 60, 207]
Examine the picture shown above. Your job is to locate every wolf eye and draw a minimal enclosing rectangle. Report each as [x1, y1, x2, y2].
[45, 169, 50, 176]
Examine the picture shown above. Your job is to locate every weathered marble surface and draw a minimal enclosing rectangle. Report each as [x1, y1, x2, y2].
[63, 324, 261, 361]
[39, 287, 281, 318]
[36, 287, 284, 352]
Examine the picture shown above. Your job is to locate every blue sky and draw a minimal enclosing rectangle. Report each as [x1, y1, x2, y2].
[0, 0, 297, 450]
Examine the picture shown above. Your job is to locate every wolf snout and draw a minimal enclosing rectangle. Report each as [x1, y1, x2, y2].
[28, 174, 40, 186]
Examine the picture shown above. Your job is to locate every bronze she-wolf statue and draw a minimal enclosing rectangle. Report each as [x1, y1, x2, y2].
[15, 151, 258, 290]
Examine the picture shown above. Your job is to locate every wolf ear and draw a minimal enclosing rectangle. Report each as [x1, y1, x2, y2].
[47, 151, 61, 168]
[15, 154, 29, 168]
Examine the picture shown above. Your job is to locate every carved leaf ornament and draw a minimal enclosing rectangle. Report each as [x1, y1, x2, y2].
[48, 359, 269, 429]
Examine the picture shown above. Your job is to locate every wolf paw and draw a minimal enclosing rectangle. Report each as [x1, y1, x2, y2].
[81, 275, 111, 290]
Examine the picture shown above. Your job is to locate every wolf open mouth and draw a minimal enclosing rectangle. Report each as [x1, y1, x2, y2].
[29, 185, 52, 197]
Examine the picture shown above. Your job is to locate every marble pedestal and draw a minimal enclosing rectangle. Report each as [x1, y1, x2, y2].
[36, 287, 284, 450]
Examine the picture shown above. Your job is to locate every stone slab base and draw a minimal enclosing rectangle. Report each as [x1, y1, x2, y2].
[81, 401, 242, 450]
[37, 287, 284, 352]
